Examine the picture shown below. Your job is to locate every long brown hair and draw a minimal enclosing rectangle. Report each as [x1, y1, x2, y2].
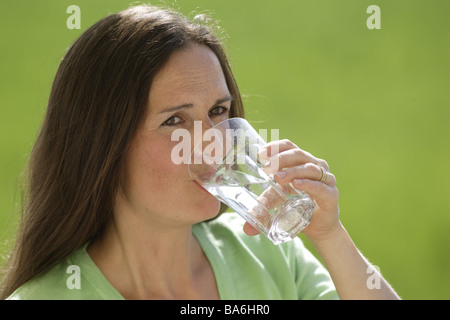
[0, 5, 244, 299]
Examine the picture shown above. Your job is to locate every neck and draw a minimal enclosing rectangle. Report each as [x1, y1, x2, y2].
[87, 208, 212, 299]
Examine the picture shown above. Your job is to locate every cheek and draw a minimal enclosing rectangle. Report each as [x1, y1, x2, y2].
[141, 141, 187, 191]
[142, 143, 221, 215]
[123, 134, 221, 220]
[123, 136, 178, 199]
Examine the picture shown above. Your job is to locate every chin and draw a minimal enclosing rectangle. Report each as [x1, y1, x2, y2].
[192, 196, 221, 222]
[189, 181, 222, 221]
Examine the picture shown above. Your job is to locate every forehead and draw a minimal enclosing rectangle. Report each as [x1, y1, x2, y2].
[148, 44, 229, 110]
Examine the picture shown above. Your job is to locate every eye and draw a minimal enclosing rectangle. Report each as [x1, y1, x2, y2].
[161, 115, 183, 127]
[209, 106, 229, 117]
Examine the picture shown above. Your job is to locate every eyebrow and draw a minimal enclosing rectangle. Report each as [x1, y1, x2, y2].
[159, 95, 234, 114]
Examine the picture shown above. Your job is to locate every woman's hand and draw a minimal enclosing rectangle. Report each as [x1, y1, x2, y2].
[243, 139, 401, 299]
[243, 139, 341, 242]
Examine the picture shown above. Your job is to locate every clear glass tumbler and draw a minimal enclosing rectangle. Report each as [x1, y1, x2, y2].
[188, 117, 315, 245]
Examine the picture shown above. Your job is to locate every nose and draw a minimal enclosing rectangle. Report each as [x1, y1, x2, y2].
[190, 117, 223, 165]
[201, 115, 215, 130]
[188, 116, 226, 181]
[190, 116, 215, 146]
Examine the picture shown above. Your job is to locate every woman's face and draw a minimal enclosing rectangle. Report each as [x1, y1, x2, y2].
[117, 44, 232, 228]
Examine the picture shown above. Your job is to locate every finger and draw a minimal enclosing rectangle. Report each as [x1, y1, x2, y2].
[274, 164, 337, 187]
[263, 148, 310, 173]
[258, 139, 301, 160]
[259, 140, 329, 166]
[263, 148, 326, 175]
[262, 150, 322, 176]
[258, 140, 330, 173]
[243, 222, 260, 236]
[292, 179, 339, 208]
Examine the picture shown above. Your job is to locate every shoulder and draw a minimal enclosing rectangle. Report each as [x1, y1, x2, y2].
[7, 244, 123, 300]
[7, 262, 70, 300]
[7, 259, 84, 300]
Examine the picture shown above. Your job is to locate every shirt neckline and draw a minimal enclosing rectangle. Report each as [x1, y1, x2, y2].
[73, 243, 125, 299]
[76, 224, 231, 300]
[192, 221, 236, 300]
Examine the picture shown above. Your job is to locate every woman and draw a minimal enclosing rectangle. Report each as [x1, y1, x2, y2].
[1, 5, 399, 299]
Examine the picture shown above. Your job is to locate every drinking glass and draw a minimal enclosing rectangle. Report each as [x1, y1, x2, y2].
[188, 117, 315, 245]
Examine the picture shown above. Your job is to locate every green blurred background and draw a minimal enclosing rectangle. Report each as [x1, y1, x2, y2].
[1, 0, 449, 299]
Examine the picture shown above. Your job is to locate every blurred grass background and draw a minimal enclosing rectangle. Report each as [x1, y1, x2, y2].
[1, 0, 449, 299]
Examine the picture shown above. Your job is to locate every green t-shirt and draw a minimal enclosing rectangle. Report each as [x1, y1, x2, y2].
[7, 213, 338, 300]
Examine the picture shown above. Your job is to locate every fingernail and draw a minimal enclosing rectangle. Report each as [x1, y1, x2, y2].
[276, 171, 287, 178]
[294, 179, 303, 184]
